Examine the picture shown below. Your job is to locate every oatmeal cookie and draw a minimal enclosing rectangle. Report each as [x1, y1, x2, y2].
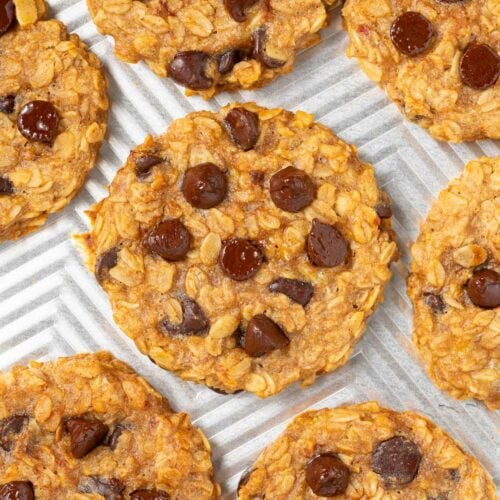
[86, 0, 338, 97]
[0, 351, 219, 499]
[76, 103, 397, 397]
[237, 401, 496, 499]
[0, 17, 108, 241]
[408, 157, 499, 410]
[342, 0, 500, 142]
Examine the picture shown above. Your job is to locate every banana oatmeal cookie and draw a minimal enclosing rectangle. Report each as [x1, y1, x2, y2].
[86, 0, 338, 97]
[0, 351, 219, 499]
[236, 401, 496, 499]
[408, 157, 499, 410]
[76, 103, 398, 397]
[342, 0, 499, 142]
[0, 16, 108, 241]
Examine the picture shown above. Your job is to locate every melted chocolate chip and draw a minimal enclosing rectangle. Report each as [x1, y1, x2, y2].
[372, 436, 421, 487]
[0, 0, 15, 37]
[0, 95, 15, 114]
[144, 220, 191, 261]
[237, 466, 253, 493]
[466, 269, 500, 309]
[390, 12, 435, 57]
[219, 238, 264, 281]
[95, 247, 119, 283]
[224, 0, 259, 22]
[65, 417, 109, 459]
[0, 481, 34, 500]
[269, 166, 315, 212]
[269, 277, 314, 306]
[306, 219, 349, 268]
[17, 100, 60, 143]
[168, 51, 213, 90]
[104, 425, 124, 450]
[0, 176, 14, 195]
[305, 454, 350, 497]
[181, 163, 228, 209]
[250, 170, 265, 185]
[78, 476, 125, 500]
[460, 44, 499, 90]
[375, 203, 392, 219]
[423, 293, 446, 314]
[242, 314, 289, 357]
[224, 107, 260, 151]
[130, 490, 170, 500]
[0, 415, 28, 451]
[218, 49, 246, 74]
[252, 27, 286, 68]
[135, 154, 163, 179]
[159, 297, 209, 335]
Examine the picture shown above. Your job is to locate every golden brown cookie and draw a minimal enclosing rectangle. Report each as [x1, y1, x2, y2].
[0, 351, 219, 499]
[237, 401, 496, 499]
[408, 157, 499, 410]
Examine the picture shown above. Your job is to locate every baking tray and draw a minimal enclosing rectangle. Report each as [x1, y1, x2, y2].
[0, 1, 498, 497]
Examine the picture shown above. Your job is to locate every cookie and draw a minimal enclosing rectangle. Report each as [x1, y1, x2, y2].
[237, 401, 496, 499]
[76, 103, 398, 397]
[0, 16, 108, 241]
[408, 157, 499, 410]
[0, 351, 219, 499]
[342, 0, 499, 142]
[86, 0, 338, 98]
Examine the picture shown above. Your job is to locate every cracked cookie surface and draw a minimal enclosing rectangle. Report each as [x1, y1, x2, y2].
[0, 19, 108, 241]
[77, 103, 397, 397]
[343, 0, 499, 142]
[86, 0, 338, 97]
[408, 157, 499, 410]
[0, 351, 218, 499]
[237, 401, 496, 499]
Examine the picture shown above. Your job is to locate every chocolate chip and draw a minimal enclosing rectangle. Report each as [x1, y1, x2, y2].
[459, 44, 500, 90]
[209, 387, 243, 395]
[269, 166, 315, 213]
[390, 12, 435, 57]
[159, 297, 209, 335]
[305, 454, 350, 497]
[78, 476, 125, 500]
[269, 277, 314, 306]
[168, 51, 213, 90]
[181, 162, 227, 209]
[237, 466, 253, 493]
[0, 0, 15, 37]
[224, 0, 259, 22]
[252, 27, 286, 68]
[449, 468, 460, 481]
[219, 238, 264, 281]
[306, 219, 349, 268]
[130, 489, 170, 500]
[0, 95, 15, 114]
[0, 176, 14, 195]
[17, 100, 60, 143]
[217, 49, 246, 74]
[95, 247, 119, 283]
[375, 203, 392, 219]
[372, 436, 421, 486]
[241, 314, 289, 357]
[65, 417, 109, 458]
[224, 107, 260, 151]
[0, 481, 34, 500]
[250, 170, 264, 185]
[135, 154, 163, 179]
[0, 415, 28, 451]
[466, 269, 500, 309]
[144, 220, 191, 261]
[104, 425, 124, 450]
[423, 293, 446, 314]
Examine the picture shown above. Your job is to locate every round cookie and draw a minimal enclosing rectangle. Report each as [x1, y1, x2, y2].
[77, 103, 398, 397]
[408, 157, 499, 410]
[0, 19, 108, 241]
[0, 351, 219, 498]
[342, 0, 499, 142]
[237, 401, 496, 499]
[86, 0, 338, 97]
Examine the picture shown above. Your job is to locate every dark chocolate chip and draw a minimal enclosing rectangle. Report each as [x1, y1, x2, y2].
[65, 417, 109, 459]
[269, 277, 314, 306]
[0, 415, 28, 451]
[95, 247, 119, 283]
[252, 27, 286, 68]
[0, 95, 15, 114]
[0, 0, 15, 37]
[466, 268, 500, 309]
[217, 49, 246, 74]
[219, 238, 264, 281]
[17, 100, 60, 143]
[306, 219, 349, 268]
[423, 293, 446, 314]
[372, 436, 421, 486]
[181, 162, 227, 209]
[135, 154, 163, 179]
[130, 489, 170, 500]
[269, 166, 315, 213]
[104, 425, 124, 450]
[390, 12, 435, 57]
[144, 220, 191, 261]
[305, 454, 350, 497]
[224, 107, 260, 151]
[224, 0, 259, 22]
[159, 297, 209, 335]
[168, 51, 213, 90]
[460, 44, 499, 90]
[242, 314, 289, 357]
[237, 466, 253, 493]
[0, 176, 14, 195]
[375, 203, 392, 219]
[78, 476, 125, 500]
[0, 481, 34, 500]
